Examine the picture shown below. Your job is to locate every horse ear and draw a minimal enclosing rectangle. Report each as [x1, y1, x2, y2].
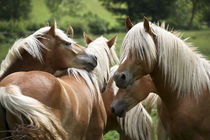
[143, 16, 151, 33]
[125, 16, 134, 31]
[143, 16, 157, 43]
[83, 32, 93, 44]
[107, 35, 117, 48]
[45, 22, 49, 27]
[48, 21, 56, 36]
[67, 26, 74, 38]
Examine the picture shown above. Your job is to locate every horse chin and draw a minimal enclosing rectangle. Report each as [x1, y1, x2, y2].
[115, 81, 129, 89]
[84, 65, 95, 72]
[75, 54, 98, 72]
[117, 110, 126, 118]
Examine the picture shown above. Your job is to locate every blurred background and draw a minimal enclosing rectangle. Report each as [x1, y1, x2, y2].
[0, 0, 210, 139]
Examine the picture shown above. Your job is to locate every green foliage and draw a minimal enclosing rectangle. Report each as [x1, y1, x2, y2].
[30, 0, 51, 23]
[104, 131, 119, 140]
[166, 0, 192, 29]
[45, 0, 62, 13]
[101, 0, 210, 29]
[201, 0, 210, 25]
[0, 21, 27, 40]
[100, 0, 177, 22]
[87, 14, 109, 34]
[46, 0, 84, 20]
[0, 0, 32, 20]
[26, 22, 44, 31]
[64, 19, 89, 37]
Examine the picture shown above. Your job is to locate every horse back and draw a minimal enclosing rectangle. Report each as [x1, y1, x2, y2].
[58, 75, 95, 139]
[0, 71, 62, 110]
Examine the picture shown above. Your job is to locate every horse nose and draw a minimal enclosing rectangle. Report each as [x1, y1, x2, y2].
[113, 72, 129, 89]
[89, 54, 97, 67]
[85, 54, 97, 71]
[114, 72, 126, 82]
[110, 103, 126, 117]
[93, 55, 97, 61]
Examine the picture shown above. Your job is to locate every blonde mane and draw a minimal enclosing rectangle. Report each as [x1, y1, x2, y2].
[121, 22, 210, 98]
[0, 26, 75, 78]
[67, 36, 119, 98]
[117, 104, 154, 140]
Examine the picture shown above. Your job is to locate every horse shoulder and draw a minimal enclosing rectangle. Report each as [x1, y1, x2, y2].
[158, 94, 210, 139]
[59, 75, 93, 122]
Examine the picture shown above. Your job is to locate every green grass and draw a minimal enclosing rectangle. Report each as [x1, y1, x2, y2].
[181, 29, 210, 59]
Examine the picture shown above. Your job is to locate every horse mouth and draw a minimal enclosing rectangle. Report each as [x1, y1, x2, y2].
[84, 62, 97, 71]
[110, 101, 128, 118]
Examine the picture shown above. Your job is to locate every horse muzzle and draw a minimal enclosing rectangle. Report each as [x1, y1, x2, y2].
[76, 54, 97, 71]
[110, 100, 128, 117]
[113, 72, 131, 89]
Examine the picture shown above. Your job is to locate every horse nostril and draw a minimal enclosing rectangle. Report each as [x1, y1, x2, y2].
[110, 107, 115, 114]
[93, 60, 97, 67]
[94, 55, 97, 61]
[120, 73, 126, 80]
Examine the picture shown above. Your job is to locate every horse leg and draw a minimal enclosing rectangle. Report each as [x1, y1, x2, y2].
[0, 105, 10, 138]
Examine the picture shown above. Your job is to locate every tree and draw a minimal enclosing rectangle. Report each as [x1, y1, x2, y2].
[100, 0, 177, 22]
[0, 0, 32, 20]
[188, 0, 210, 28]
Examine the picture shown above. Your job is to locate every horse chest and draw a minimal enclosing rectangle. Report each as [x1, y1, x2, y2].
[158, 98, 210, 140]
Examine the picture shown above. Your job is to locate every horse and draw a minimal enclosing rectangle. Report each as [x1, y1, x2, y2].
[103, 65, 156, 140]
[112, 16, 210, 140]
[1, 21, 157, 139]
[0, 33, 119, 139]
[0, 22, 97, 81]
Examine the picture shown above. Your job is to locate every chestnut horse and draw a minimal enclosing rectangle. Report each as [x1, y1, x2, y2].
[0, 22, 97, 81]
[113, 17, 210, 140]
[0, 34, 118, 139]
[103, 65, 156, 140]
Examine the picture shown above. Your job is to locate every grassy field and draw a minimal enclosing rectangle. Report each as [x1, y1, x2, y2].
[182, 30, 210, 59]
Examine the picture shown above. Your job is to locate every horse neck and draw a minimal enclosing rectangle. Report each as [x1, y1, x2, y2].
[102, 78, 115, 116]
[139, 75, 157, 93]
[150, 68, 180, 110]
[0, 51, 53, 81]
